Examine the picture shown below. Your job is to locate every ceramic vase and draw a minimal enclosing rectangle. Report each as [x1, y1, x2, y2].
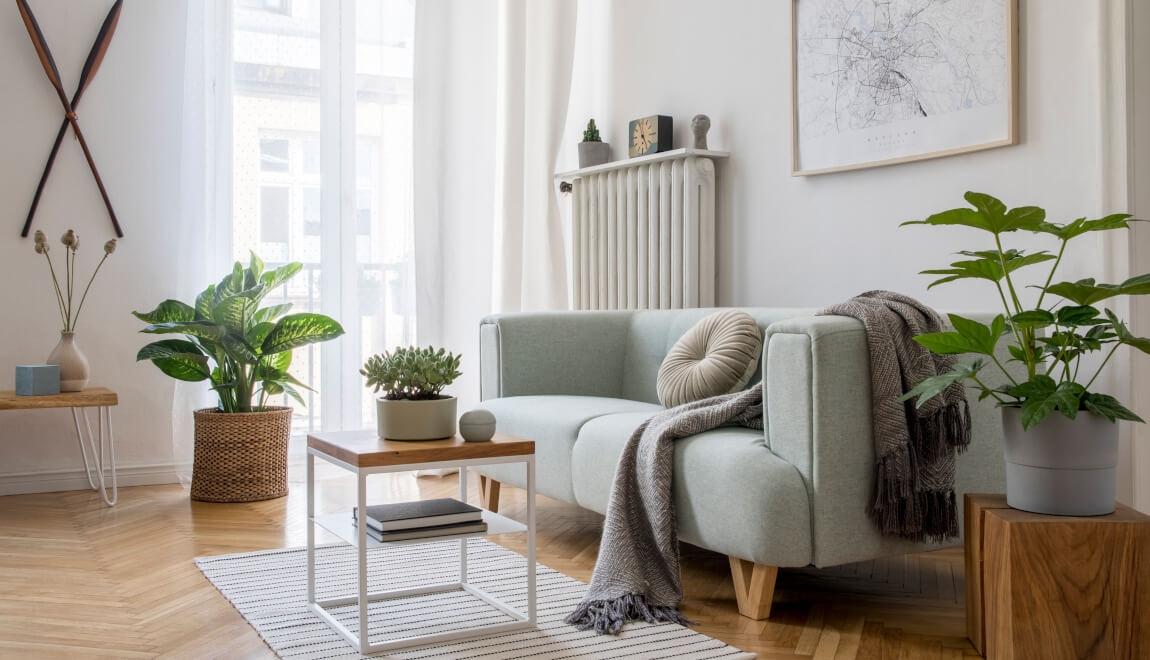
[47, 331, 90, 392]
[1001, 407, 1117, 516]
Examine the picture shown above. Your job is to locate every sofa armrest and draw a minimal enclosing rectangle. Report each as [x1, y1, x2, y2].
[480, 311, 636, 400]
[762, 314, 1009, 567]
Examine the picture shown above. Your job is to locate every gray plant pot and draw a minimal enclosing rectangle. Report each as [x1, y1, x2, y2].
[578, 141, 611, 168]
[1001, 407, 1117, 516]
[376, 397, 458, 441]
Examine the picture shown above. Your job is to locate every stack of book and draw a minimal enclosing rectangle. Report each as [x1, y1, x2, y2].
[352, 498, 487, 542]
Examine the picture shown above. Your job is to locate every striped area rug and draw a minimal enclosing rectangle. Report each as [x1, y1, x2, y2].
[196, 539, 753, 659]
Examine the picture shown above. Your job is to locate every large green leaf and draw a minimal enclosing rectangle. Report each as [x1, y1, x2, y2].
[1055, 305, 1103, 326]
[212, 295, 258, 334]
[151, 357, 211, 382]
[136, 339, 211, 381]
[1082, 392, 1144, 423]
[139, 321, 226, 342]
[248, 252, 265, 284]
[902, 192, 1045, 235]
[915, 314, 1003, 356]
[245, 321, 275, 349]
[1037, 213, 1137, 241]
[261, 313, 345, 355]
[219, 333, 259, 363]
[135, 338, 207, 362]
[1010, 377, 1084, 428]
[194, 285, 216, 321]
[920, 250, 1055, 289]
[1010, 310, 1055, 329]
[900, 360, 984, 409]
[260, 262, 304, 293]
[252, 303, 293, 326]
[133, 300, 195, 324]
[1045, 274, 1150, 306]
[1105, 310, 1150, 355]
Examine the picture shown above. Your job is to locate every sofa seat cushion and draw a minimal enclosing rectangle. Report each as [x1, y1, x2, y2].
[475, 396, 663, 502]
[571, 412, 812, 567]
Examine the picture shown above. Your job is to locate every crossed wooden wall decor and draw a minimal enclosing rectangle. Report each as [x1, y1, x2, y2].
[17, 0, 124, 238]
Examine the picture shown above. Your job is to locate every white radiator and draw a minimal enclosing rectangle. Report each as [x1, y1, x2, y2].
[557, 148, 726, 310]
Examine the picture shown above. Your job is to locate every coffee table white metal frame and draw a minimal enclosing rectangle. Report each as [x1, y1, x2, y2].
[306, 448, 537, 654]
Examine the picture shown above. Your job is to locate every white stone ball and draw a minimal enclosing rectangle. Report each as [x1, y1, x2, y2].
[459, 409, 497, 442]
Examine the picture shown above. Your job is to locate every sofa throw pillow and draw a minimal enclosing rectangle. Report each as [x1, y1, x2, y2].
[656, 310, 764, 408]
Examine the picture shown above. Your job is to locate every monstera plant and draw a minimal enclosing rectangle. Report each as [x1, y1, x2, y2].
[133, 254, 344, 503]
[902, 192, 1147, 516]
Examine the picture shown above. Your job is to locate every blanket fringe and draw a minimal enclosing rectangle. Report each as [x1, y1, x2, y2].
[869, 457, 959, 543]
[564, 593, 690, 635]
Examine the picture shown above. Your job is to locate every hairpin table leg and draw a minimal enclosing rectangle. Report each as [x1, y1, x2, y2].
[70, 406, 118, 506]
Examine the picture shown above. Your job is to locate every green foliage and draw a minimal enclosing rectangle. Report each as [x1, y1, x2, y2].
[583, 118, 601, 142]
[361, 346, 462, 401]
[902, 192, 1148, 430]
[133, 254, 344, 413]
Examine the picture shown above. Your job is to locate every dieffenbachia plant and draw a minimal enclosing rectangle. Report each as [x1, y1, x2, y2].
[901, 192, 1148, 430]
[133, 254, 345, 413]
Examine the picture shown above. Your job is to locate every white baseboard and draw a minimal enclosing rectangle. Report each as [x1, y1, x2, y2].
[0, 463, 180, 496]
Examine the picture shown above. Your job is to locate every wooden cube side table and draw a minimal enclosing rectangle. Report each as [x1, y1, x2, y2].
[965, 493, 1150, 659]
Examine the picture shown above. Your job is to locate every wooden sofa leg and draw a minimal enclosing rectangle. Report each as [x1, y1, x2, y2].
[729, 557, 779, 620]
[478, 476, 501, 512]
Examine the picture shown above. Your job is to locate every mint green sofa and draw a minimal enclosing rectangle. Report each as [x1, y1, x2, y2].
[475, 308, 1007, 619]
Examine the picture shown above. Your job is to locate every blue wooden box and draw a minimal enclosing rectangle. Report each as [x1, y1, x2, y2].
[15, 364, 60, 396]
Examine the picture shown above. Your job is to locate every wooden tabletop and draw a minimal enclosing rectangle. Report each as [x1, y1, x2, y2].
[307, 430, 534, 468]
[0, 387, 118, 411]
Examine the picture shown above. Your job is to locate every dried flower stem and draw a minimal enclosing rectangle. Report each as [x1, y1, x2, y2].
[72, 252, 109, 332]
[41, 251, 67, 328]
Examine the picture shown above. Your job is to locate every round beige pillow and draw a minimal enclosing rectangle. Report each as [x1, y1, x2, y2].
[656, 311, 764, 408]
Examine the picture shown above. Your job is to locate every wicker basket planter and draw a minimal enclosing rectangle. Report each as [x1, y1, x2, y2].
[191, 407, 292, 503]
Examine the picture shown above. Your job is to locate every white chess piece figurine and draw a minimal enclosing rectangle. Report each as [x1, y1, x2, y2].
[690, 114, 711, 150]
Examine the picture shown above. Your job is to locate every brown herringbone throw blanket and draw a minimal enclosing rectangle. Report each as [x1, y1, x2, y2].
[565, 387, 764, 635]
[818, 290, 971, 542]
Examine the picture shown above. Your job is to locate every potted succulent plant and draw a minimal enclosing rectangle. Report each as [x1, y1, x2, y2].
[361, 346, 462, 440]
[902, 192, 1148, 516]
[134, 254, 344, 502]
[578, 118, 611, 168]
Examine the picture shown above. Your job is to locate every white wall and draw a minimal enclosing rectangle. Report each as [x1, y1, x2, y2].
[595, 0, 1110, 312]
[0, 1, 188, 492]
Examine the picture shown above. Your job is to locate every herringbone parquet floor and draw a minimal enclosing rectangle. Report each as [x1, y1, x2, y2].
[0, 460, 979, 659]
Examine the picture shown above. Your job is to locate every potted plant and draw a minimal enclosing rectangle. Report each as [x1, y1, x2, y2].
[578, 118, 611, 168]
[133, 254, 344, 502]
[361, 346, 462, 440]
[902, 192, 1147, 516]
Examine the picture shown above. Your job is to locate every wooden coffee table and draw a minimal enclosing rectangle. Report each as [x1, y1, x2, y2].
[0, 387, 119, 506]
[305, 430, 537, 654]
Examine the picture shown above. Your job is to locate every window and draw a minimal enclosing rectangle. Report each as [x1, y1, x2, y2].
[231, 0, 415, 434]
[259, 137, 290, 172]
[259, 186, 289, 244]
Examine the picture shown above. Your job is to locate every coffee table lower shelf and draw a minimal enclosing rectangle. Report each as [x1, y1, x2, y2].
[312, 510, 526, 548]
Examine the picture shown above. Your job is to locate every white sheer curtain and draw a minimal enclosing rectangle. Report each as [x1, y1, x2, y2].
[174, 0, 232, 486]
[178, 0, 418, 475]
[412, 0, 581, 414]
[492, 0, 579, 312]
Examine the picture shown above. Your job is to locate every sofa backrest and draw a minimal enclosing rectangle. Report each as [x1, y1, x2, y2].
[619, 307, 817, 404]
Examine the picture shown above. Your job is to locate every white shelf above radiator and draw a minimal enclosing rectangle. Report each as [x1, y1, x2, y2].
[555, 147, 729, 180]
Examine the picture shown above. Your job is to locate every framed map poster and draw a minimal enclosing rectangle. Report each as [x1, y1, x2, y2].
[791, 0, 1018, 175]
